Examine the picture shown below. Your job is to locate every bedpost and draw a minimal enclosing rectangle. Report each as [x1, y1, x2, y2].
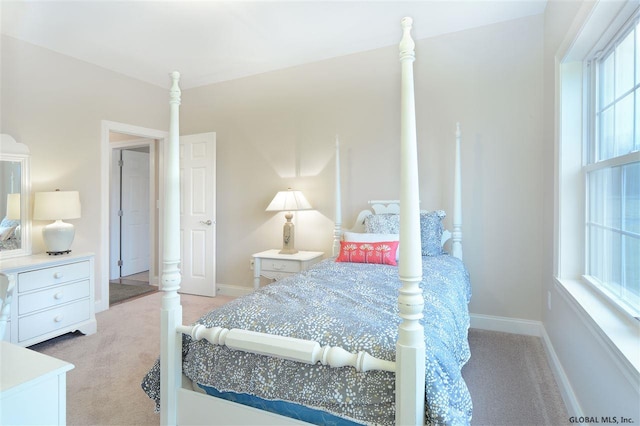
[333, 135, 342, 257]
[397, 17, 426, 426]
[452, 123, 463, 260]
[160, 71, 183, 426]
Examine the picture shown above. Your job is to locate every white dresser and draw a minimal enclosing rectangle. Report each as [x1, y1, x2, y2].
[0, 252, 97, 346]
[0, 341, 74, 425]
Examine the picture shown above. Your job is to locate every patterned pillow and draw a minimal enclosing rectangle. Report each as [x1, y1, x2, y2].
[364, 211, 446, 256]
[335, 241, 399, 266]
[420, 210, 446, 256]
[344, 231, 400, 260]
[364, 214, 400, 234]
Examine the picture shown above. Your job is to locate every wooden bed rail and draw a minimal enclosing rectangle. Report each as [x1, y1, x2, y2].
[178, 324, 396, 373]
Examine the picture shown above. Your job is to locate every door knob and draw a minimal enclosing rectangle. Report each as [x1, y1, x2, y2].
[200, 220, 213, 226]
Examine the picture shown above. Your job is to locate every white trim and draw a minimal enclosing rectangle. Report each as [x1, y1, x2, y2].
[99, 120, 168, 313]
[539, 327, 584, 418]
[470, 313, 543, 336]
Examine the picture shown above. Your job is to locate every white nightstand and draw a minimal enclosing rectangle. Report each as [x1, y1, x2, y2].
[252, 249, 324, 289]
[0, 341, 74, 425]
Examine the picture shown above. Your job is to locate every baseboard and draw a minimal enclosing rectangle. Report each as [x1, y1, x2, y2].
[216, 284, 252, 297]
[539, 327, 583, 417]
[470, 313, 582, 418]
[470, 313, 543, 336]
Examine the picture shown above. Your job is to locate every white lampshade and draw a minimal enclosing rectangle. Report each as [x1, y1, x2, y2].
[265, 189, 312, 212]
[6, 193, 20, 220]
[33, 190, 81, 220]
[266, 189, 311, 255]
[33, 190, 81, 255]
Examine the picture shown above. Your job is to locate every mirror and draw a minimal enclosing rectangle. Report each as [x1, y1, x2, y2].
[0, 134, 31, 259]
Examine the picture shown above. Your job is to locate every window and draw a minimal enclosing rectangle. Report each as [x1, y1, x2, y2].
[585, 17, 640, 316]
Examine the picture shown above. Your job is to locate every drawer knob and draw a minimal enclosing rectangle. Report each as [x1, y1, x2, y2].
[54, 291, 64, 300]
[272, 263, 285, 270]
[54, 272, 64, 279]
[54, 315, 64, 323]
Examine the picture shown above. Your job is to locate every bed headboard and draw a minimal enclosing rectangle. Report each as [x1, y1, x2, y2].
[347, 200, 454, 250]
[333, 123, 462, 260]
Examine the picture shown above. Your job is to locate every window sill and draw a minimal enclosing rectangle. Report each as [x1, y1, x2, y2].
[554, 277, 640, 379]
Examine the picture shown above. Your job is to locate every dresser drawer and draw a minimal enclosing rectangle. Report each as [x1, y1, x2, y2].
[18, 299, 91, 342]
[18, 260, 90, 292]
[18, 280, 90, 316]
[260, 259, 302, 274]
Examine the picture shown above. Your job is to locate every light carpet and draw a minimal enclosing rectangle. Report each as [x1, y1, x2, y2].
[30, 292, 569, 425]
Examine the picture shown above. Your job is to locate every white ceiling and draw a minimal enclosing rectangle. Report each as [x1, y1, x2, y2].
[1, 1, 547, 89]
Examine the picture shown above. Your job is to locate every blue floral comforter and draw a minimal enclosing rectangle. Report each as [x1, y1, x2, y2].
[142, 255, 472, 425]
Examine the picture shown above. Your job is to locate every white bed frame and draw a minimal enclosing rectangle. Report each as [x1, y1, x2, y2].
[159, 17, 463, 425]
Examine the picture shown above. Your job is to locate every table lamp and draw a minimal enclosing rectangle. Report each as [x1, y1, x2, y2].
[33, 190, 81, 255]
[266, 188, 311, 254]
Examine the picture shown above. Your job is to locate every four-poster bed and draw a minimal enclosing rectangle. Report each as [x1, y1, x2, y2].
[143, 18, 471, 425]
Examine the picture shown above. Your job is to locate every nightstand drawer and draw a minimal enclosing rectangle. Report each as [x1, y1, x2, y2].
[18, 299, 91, 342]
[261, 259, 302, 274]
[18, 280, 90, 315]
[18, 261, 90, 292]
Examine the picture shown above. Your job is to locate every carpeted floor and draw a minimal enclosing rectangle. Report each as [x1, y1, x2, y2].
[463, 329, 569, 425]
[30, 292, 569, 425]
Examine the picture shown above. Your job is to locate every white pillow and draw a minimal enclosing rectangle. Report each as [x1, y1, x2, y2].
[343, 232, 400, 260]
[0, 225, 17, 241]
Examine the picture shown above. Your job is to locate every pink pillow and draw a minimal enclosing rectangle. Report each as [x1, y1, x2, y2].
[335, 241, 399, 266]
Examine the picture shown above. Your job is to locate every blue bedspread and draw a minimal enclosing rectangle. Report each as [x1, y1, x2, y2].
[142, 255, 472, 425]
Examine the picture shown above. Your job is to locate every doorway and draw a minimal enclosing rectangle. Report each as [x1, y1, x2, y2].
[100, 121, 168, 312]
[107, 132, 159, 306]
[109, 141, 156, 305]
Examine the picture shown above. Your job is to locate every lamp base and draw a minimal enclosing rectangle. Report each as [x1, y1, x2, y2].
[42, 220, 75, 254]
[280, 214, 298, 255]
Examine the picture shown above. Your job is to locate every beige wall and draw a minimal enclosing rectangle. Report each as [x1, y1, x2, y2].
[1, 36, 168, 308]
[2, 15, 546, 321]
[182, 14, 546, 320]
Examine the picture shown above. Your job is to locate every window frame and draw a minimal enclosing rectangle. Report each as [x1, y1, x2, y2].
[555, 0, 640, 387]
[582, 10, 640, 320]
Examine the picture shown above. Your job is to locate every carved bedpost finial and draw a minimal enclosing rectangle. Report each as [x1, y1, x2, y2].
[169, 71, 181, 105]
[399, 17, 415, 61]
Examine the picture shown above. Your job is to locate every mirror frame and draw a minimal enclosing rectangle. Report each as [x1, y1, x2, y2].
[0, 134, 31, 259]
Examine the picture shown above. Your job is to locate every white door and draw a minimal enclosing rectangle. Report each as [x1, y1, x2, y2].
[120, 149, 150, 276]
[179, 133, 216, 296]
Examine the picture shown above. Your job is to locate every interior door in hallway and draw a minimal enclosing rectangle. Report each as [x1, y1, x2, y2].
[120, 149, 150, 277]
[179, 132, 216, 297]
